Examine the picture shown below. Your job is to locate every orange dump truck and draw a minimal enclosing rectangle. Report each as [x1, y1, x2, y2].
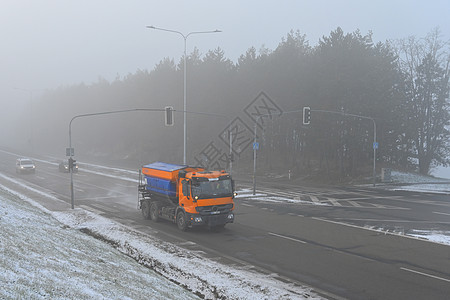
[138, 162, 235, 231]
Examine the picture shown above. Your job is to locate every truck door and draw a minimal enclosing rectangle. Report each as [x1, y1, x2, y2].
[180, 179, 192, 206]
[182, 179, 190, 197]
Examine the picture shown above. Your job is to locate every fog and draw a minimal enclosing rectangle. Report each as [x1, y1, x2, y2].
[1, 0, 449, 179]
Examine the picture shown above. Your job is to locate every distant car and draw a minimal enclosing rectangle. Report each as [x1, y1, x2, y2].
[16, 158, 36, 174]
[58, 160, 78, 173]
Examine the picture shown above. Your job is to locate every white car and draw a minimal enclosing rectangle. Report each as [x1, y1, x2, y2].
[16, 158, 36, 174]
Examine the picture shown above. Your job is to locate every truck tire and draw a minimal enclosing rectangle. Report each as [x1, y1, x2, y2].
[176, 211, 187, 231]
[150, 201, 160, 222]
[141, 201, 151, 220]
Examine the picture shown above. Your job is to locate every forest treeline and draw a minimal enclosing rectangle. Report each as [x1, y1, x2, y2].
[29, 27, 449, 182]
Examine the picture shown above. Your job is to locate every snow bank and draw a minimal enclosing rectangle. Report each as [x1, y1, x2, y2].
[0, 182, 320, 299]
[0, 187, 198, 300]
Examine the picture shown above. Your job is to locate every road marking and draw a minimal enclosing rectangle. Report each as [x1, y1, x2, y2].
[371, 203, 384, 208]
[312, 217, 450, 244]
[309, 195, 321, 203]
[433, 211, 450, 216]
[79, 205, 104, 215]
[328, 198, 342, 206]
[348, 201, 362, 207]
[268, 232, 307, 244]
[241, 203, 254, 207]
[400, 267, 450, 283]
[333, 217, 450, 224]
[89, 203, 118, 213]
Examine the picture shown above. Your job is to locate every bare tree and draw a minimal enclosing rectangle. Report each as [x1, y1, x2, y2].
[397, 28, 450, 174]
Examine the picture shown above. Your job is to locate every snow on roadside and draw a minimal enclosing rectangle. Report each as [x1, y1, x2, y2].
[386, 171, 450, 194]
[0, 180, 320, 299]
[0, 186, 198, 300]
[390, 171, 450, 184]
[408, 230, 450, 246]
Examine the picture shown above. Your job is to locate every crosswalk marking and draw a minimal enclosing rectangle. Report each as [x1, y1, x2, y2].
[328, 198, 342, 206]
[348, 200, 362, 207]
[238, 184, 404, 209]
[309, 195, 321, 204]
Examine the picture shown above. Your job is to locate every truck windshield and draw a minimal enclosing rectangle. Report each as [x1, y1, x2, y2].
[192, 179, 233, 199]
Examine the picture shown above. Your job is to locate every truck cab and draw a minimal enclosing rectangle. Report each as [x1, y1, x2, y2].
[138, 162, 235, 231]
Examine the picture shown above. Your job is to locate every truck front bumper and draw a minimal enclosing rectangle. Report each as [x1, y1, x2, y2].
[187, 212, 234, 227]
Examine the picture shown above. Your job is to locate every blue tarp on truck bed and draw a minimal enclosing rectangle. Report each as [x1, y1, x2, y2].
[144, 176, 177, 199]
[142, 162, 188, 200]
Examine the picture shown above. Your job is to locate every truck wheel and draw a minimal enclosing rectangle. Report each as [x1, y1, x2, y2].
[141, 201, 151, 220]
[176, 211, 187, 231]
[150, 201, 160, 222]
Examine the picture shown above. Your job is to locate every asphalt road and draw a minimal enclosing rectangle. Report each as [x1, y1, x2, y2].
[1, 149, 449, 300]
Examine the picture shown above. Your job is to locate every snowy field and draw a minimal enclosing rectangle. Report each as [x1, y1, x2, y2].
[0, 187, 199, 300]
[0, 177, 320, 300]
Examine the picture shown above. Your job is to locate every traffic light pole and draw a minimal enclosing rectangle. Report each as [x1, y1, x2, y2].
[68, 108, 235, 209]
[68, 108, 166, 209]
[251, 108, 377, 195]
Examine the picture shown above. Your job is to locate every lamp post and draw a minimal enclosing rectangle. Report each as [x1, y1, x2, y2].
[146, 25, 221, 165]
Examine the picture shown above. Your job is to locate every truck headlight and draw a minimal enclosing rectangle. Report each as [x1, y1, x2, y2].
[194, 216, 203, 223]
[227, 213, 234, 220]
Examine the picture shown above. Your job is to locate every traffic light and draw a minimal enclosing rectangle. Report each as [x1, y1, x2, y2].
[165, 106, 173, 126]
[303, 107, 311, 125]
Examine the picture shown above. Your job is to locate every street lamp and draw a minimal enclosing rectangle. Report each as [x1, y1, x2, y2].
[146, 25, 221, 165]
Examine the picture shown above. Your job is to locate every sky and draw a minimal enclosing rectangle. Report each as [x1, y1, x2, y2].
[1, 0, 449, 177]
[1, 0, 449, 95]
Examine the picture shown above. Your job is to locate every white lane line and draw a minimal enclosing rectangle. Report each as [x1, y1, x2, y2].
[89, 203, 118, 213]
[76, 195, 125, 201]
[433, 211, 450, 216]
[328, 198, 342, 206]
[241, 203, 254, 207]
[371, 203, 384, 208]
[348, 201, 362, 207]
[79, 205, 104, 215]
[332, 217, 450, 223]
[400, 267, 450, 283]
[312, 217, 450, 244]
[309, 195, 321, 204]
[268, 232, 307, 244]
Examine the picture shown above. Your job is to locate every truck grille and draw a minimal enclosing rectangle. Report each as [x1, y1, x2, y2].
[196, 203, 233, 215]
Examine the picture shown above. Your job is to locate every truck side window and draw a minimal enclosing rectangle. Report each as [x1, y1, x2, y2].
[182, 180, 190, 197]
